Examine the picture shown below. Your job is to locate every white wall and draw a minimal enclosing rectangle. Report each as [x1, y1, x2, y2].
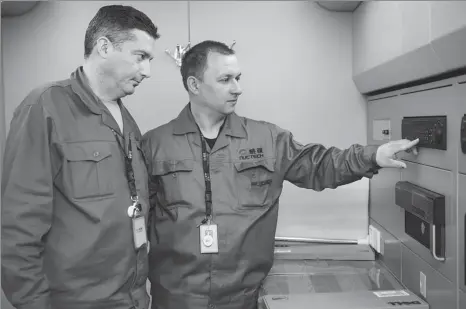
[1, 2, 368, 306]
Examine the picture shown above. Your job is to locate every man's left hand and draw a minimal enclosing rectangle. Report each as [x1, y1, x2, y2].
[375, 138, 420, 169]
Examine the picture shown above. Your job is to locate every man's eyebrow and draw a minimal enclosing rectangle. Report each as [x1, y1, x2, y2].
[134, 50, 154, 59]
[220, 73, 242, 78]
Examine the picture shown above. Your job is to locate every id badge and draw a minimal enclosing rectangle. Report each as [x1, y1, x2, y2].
[132, 215, 147, 250]
[199, 223, 219, 254]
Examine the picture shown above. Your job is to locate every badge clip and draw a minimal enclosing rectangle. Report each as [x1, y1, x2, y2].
[127, 196, 141, 218]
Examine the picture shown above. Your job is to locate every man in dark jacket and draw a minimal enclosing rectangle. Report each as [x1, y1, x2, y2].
[141, 40, 419, 309]
[1, 5, 160, 309]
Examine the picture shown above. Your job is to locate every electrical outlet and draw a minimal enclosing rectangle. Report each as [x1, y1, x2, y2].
[420, 271, 427, 298]
[368, 225, 375, 249]
[373, 119, 391, 141]
[379, 232, 384, 255]
[376, 229, 382, 253]
[368, 225, 382, 253]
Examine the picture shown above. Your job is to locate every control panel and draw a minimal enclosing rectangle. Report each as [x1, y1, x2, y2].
[402, 116, 447, 150]
[462, 114, 466, 154]
[395, 181, 446, 262]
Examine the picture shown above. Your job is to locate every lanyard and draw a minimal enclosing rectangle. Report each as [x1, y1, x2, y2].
[196, 119, 227, 226]
[199, 132, 213, 226]
[111, 129, 141, 215]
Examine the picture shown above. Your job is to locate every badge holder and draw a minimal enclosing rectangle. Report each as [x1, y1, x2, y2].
[199, 217, 218, 254]
[128, 198, 147, 250]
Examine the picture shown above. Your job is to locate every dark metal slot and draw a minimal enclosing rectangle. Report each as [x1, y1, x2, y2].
[395, 181, 446, 262]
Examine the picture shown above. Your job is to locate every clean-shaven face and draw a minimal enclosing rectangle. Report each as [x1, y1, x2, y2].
[197, 51, 243, 115]
[103, 29, 156, 97]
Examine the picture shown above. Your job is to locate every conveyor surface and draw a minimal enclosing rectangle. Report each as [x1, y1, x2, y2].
[258, 243, 429, 309]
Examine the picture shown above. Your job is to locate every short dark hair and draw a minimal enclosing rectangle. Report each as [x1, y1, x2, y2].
[180, 40, 235, 92]
[84, 5, 160, 58]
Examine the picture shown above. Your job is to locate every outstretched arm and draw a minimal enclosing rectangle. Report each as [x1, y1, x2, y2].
[275, 126, 418, 191]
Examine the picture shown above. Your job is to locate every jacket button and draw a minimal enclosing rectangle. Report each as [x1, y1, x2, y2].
[93, 151, 100, 157]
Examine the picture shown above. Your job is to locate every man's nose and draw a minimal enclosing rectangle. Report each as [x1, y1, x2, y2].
[232, 81, 242, 95]
[140, 61, 151, 79]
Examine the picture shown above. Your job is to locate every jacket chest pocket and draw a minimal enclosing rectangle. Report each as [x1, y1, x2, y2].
[63, 141, 115, 200]
[152, 160, 194, 207]
[234, 158, 275, 208]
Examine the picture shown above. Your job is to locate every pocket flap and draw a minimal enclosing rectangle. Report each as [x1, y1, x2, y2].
[153, 160, 194, 176]
[234, 158, 275, 173]
[64, 141, 112, 162]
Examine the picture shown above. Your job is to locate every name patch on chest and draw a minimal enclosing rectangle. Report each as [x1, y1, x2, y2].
[238, 147, 264, 160]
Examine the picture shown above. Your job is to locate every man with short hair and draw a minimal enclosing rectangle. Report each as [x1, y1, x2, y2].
[141, 40, 419, 309]
[1, 5, 160, 309]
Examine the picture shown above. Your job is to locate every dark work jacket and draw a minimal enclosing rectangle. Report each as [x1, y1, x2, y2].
[141, 104, 381, 309]
[1, 67, 150, 309]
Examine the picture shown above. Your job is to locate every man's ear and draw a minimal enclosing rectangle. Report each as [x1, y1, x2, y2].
[95, 36, 114, 59]
[187, 76, 200, 94]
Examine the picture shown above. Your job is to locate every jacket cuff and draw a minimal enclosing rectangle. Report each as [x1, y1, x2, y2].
[370, 146, 382, 172]
[363, 145, 381, 175]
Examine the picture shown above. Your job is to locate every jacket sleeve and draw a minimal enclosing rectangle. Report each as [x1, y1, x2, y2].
[140, 133, 158, 241]
[140, 134, 155, 207]
[140, 133, 153, 180]
[1, 102, 54, 309]
[274, 126, 381, 191]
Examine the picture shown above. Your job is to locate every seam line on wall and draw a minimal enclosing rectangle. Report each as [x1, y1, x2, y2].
[187, 0, 191, 42]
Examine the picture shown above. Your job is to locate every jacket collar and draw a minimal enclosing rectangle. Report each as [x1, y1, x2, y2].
[70, 66, 131, 134]
[172, 103, 247, 139]
[70, 66, 110, 115]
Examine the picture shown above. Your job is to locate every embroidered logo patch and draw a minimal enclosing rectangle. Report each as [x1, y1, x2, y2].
[238, 147, 264, 160]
